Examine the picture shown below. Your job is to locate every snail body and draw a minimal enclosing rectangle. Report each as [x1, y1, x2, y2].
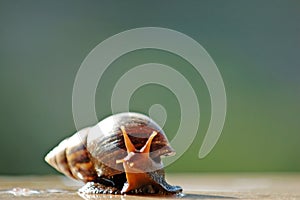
[45, 112, 182, 195]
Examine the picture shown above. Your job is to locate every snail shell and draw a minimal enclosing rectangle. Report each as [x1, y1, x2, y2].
[45, 112, 182, 194]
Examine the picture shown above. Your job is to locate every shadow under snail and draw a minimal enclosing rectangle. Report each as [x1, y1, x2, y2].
[45, 112, 182, 195]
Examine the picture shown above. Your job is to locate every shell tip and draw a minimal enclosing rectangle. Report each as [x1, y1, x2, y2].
[44, 147, 60, 171]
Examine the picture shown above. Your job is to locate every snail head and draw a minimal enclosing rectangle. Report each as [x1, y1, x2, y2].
[116, 126, 163, 193]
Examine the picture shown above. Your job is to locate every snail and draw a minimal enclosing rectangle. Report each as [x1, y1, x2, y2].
[45, 112, 182, 195]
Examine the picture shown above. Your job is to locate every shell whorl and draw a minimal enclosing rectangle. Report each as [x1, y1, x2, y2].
[44, 128, 98, 182]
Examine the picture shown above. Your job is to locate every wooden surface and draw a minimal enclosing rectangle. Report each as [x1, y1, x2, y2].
[0, 173, 299, 199]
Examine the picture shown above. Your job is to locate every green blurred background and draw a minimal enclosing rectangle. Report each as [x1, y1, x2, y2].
[0, 0, 299, 175]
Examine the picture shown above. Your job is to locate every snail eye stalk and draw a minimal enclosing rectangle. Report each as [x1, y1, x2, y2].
[120, 126, 136, 153]
[140, 131, 157, 154]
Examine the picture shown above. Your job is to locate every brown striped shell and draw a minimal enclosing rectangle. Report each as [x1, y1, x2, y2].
[45, 112, 182, 194]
